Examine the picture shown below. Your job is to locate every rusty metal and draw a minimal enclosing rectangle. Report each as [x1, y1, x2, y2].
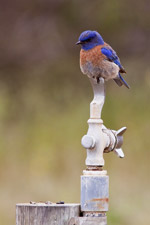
[81, 174, 109, 212]
[86, 166, 103, 171]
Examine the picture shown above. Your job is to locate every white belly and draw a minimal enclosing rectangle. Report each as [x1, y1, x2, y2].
[80, 60, 119, 81]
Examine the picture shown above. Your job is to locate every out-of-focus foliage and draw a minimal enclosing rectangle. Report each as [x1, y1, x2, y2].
[0, 0, 150, 224]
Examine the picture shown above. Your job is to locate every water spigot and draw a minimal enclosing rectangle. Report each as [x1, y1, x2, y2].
[103, 126, 127, 158]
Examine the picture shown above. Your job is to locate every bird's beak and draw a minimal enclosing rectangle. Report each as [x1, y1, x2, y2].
[76, 41, 82, 45]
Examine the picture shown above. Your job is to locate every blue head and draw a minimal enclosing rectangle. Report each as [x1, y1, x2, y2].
[76, 30, 104, 50]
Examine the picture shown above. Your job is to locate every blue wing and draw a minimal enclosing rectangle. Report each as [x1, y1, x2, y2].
[101, 46, 129, 88]
[114, 73, 130, 88]
[101, 46, 126, 73]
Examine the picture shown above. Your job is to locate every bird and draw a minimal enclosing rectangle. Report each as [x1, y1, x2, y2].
[76, 30, 129, 88]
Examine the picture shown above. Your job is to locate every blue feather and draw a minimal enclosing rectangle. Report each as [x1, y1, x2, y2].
[78, 30, 104, 51]
[101, 47, 129, 88]
[118, 73, 130, 89]
[101, 47, 124, 71]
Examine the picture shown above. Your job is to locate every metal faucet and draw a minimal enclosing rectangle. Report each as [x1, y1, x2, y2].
[81, 77, 126, 168]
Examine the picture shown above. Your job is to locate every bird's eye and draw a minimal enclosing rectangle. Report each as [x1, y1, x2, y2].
[85, 37, 92, 42]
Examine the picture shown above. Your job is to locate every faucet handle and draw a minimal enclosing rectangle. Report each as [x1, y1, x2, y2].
[114, 148, 124, 158]
[114, 127, 127, 148]
[113, 127, 127, 158]
[103, 126, 127, 158]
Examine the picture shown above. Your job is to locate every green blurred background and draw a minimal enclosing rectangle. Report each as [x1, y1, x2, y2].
[0, 0, 150, 224]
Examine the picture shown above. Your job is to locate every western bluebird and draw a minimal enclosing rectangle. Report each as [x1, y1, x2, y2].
[76, 30, 129, 88]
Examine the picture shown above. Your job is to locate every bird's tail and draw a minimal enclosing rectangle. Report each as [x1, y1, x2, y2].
[114, 73, 130, 89]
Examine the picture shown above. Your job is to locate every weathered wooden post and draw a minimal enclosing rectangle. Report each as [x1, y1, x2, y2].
[16, 203, 80, 225]
[16, 78, 126, 224]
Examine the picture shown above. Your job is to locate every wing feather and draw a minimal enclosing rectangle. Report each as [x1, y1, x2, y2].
[101, 46, 126, 73]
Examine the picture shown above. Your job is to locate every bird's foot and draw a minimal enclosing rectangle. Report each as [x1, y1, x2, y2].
[96, 77, 100, 84]
[91, 76, 104, 85]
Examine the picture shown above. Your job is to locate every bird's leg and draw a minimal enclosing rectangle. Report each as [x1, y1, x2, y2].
[92, 76, 97, 83]
[96, 77, 100, 84]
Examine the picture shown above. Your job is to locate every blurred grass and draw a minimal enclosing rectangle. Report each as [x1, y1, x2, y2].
[0, 58, 150, 224]
[0, 0, 150, 224]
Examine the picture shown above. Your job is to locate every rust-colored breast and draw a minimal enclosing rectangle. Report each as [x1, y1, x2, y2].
[80, 45, 106, 67]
